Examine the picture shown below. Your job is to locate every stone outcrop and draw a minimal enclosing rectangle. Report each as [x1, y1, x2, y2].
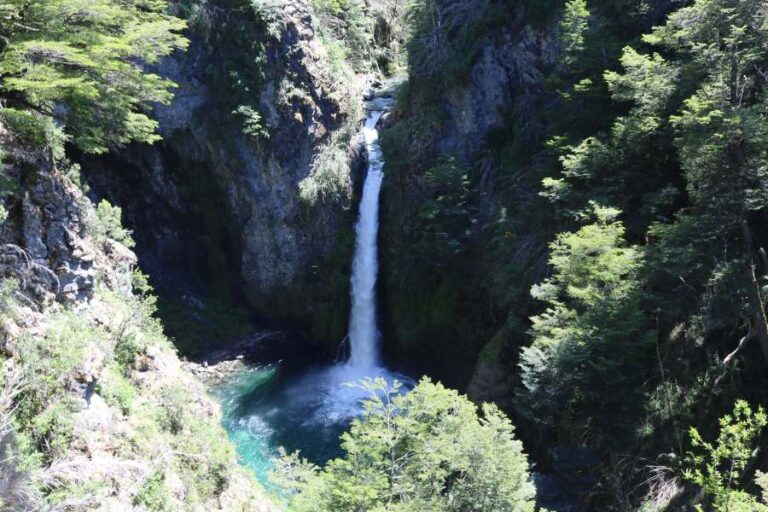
[0, 130, 131, 305]
[438, 22, 557, 160]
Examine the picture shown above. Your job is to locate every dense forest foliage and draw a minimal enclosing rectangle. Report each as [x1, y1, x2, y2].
[380, 0, 768, 509]
[0, 2, 269, 509]
[0, 0, 187, 155]
[273, 378, 536, 511]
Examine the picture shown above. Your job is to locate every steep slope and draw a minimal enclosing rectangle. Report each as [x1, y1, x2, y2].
[381, 0, 677, 400]
[380, 0, 561, 391]
[0, 126, 276, 510]
[381, 0, 768, 509]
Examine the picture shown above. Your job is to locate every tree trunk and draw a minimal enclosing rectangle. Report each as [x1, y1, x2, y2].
[741, 221, 768, 365]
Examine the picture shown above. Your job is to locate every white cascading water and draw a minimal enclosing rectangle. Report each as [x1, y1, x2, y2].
[347, 109, 386, 370]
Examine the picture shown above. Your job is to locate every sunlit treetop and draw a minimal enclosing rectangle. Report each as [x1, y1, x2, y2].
[0, 0, 188, 155]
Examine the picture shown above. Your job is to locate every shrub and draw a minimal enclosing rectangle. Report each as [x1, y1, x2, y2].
[97, 366, 136, 415]
[134, 471, 171, 511]
[0, 278, 19, 322]
[156, 386, 191, 435]
[251, 0, 287, 40]
[92, 200, 135, 249]
[114, 335, 143, 371]
[151, 384, 236, 500]
[175, 414, 236, 500]
[683, 400, 768, 511]
[406, 0, 494, 79]
[311, 0, 373, 71]
[0, 108, 67, 161]
[14, 312, 94, 461]
[94, 285, 168, 368]
[233, 105, 270, 140]
[299, 89, 361, 205]
[28, 397, 79, 462]
[177, 0, 214, 36]
[17, 312, 89, 401]
[298, 142, 351, 205]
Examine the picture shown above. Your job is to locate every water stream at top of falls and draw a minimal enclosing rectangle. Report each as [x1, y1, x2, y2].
[347, 108, 386, 370]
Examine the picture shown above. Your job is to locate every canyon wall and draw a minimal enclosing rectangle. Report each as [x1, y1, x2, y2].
[379, 2, 559, 393]
[83, 0, 365, 352]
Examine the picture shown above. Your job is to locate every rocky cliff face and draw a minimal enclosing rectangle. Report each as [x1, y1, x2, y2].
[379, 4, 559, 394]
[0, 131, 110, 307]
[0, 126, 276, 510]
[83, 0, 364, 352]
[380, 0, 680, 463]
[436, 25, 556, 160]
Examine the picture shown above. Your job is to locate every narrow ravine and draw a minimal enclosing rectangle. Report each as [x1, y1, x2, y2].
[214, 86, 408, 484]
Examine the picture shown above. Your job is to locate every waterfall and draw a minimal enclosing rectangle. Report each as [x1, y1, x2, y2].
[347, 108, 387, 370]
[216, 91, 411, 466]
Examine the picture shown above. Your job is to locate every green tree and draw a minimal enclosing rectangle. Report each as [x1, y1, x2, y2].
[640, 0, 768, 367]
[405, 0, 497, 78]
[273, 377, 536, 512]
[518, 204, 651, 439]
[538, 0, 768, 433]
[0, 0, 188, 154]
[683, 400, 768, 511]
[559, 0, 589, 67]
[311, 0, 373, 71]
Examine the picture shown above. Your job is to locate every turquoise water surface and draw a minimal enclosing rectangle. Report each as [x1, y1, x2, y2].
[214, 358, 408, 485]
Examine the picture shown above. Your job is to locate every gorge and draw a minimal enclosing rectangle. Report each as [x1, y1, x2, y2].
[3, 0, 768, 510]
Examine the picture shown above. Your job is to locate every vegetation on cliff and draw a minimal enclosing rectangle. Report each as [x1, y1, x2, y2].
[0, 0, 188, 155]
[0, 0, 272, 509]
[381, 0, 768, 508]
[0, 0, 537, 510]
[6, 0, 768, 510]
[1, 272, 271, 509]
